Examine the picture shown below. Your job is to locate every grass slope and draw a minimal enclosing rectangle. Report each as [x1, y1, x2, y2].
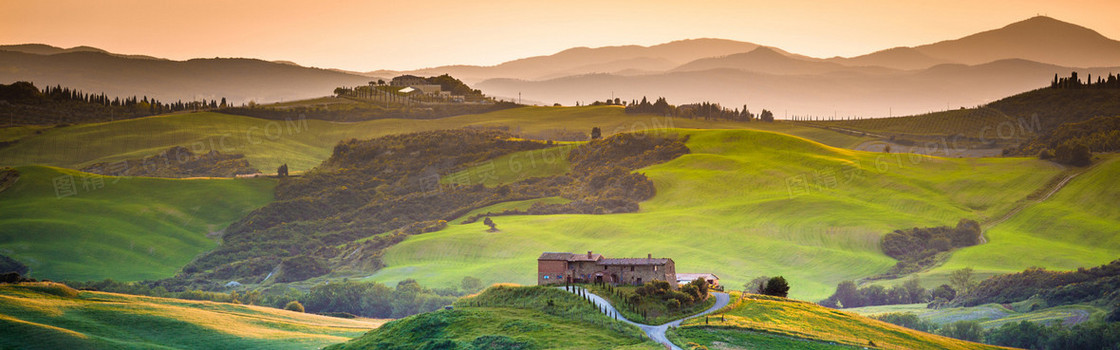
[0, 106, 868, 173]
[0, 282, 384, 350]
[0, 166, 274, 281]
[849, 303, 1108, 329]
[367, 129, 1061, 300]
[673, 293, 1004, 350]
[327, 285, 659, 350]
[919, 155, 1120, 284]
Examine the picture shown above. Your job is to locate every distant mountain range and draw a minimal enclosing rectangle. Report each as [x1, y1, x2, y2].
[1, 16, 1118, 115]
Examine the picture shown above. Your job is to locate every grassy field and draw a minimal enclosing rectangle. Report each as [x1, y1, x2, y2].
[0, 166, 275, 281]
[0, 106, 869, 173]
[0, 282, 384, 350]
[365, 128, 1062, 300]
[673, 292, 1004, 350]
[915, 155, 1120, 285]
[327, 285, 660, 350]
[848, 302, 1109, 329]
[667, 327, 857, 350]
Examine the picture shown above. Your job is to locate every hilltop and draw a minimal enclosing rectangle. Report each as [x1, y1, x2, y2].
[327, 285, 659, 350]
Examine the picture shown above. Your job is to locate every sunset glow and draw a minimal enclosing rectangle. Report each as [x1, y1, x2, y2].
[2, 0, 1118, 70]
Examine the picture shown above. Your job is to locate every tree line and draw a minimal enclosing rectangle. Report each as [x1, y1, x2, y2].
[621, 96, 774, 122]
[1050, 71, 1120, 89]
[0, 81, 226, 126]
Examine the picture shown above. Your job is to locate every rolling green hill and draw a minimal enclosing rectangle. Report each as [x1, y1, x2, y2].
[365, 128, 1063, 300]
[327, 285, 659, 350]
[0, 282, 383, 350]
[670, 292, 1004, 350]
[0, 106, 868, 173]
[920, 155, 1120, 283]
[0, 166, 274, 281]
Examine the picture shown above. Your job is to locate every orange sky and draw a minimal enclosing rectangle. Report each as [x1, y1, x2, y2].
[1, 0, 1117, 71]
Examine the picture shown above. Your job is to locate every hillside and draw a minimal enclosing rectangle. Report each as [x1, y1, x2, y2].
[0, 282, 383, 350]
[367, 128, 1064, 300]
[670, 293, 1004, 350]
[799, 86, 1120, 152]
[477, 59, 1116, 118]
[0, 49, 370, 105]
[327, 285, 659, 350]
[674, 47, 879, 75]
[0, 106, 867, 173]
[921, 155, 1120, 284]
[913, 16, 1120, 68]
[0, 166, 274, 281]
[368, 38, 769, 83]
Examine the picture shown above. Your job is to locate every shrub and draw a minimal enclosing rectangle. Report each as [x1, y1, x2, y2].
[285, 300, 305, 312]
[762, 276, 790, 298]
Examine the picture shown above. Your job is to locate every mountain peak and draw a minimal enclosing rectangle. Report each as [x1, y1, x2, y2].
[913, 16, 1120, 67]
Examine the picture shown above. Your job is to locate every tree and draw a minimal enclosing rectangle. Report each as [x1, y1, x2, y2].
[483, 217, 497, 232]
[746, 276, 770, 294]
[284, 300, 305, 312]
[939, 320, 983, 342]
[591, 127, 602, 140]
[461, 276, 483, 293]
[760, 109, 775, 122]
[833, 280, 863, 308]
[277, 164, 289, 177]
[763, 276, 790, 297]
[949, 267, 977, 295]
[903, 276, 928, 303]
[931, 284, 956, 301]
[1054, 141, 1091, 166]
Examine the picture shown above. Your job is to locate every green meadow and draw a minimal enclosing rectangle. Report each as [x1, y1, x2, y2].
[0, 282, 383, 350]
[367, 128, 1061, 300]
[0, 166, 274, 281]
[0, 106, 868, 173]
[918, 155, 1120, 284]
[848, 303, 1109, 329]
[671, 293, 1003, 350]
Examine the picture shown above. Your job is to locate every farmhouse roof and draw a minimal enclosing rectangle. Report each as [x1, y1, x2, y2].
[538, 252, 573, 260]
[598, 258, 671, 266]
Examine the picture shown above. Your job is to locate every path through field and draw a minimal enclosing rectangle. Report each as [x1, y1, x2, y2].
[979, 165, 1089, 244]
[561, 287, 730, 350]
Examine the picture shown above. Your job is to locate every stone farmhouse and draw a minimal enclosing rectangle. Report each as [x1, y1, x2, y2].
[537, 251, 676, 288]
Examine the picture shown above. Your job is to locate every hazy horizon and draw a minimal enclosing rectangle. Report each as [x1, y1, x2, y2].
[2, 0, 1118, 71]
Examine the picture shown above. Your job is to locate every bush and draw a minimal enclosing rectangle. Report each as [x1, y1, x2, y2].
[285, 300, 305, 312]
[762, 276, 790, 298]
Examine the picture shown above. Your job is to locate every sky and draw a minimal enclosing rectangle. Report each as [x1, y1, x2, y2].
[1, 0, 1118, 71]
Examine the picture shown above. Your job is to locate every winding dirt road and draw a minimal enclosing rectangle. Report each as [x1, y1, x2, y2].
[560, 287, 730, 350]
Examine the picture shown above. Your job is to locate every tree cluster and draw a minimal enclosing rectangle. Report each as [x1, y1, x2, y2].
[1012, 115, 1120, 165]
[950, 259, 1120, 308]
[0, 81, 225, 126]
[622, 96, 774, 122]
[880, 219, 980, 273]
[819, 277, 932, 308]
[877, 315, 1120, 350]
[1050, 71, 1120, 89]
